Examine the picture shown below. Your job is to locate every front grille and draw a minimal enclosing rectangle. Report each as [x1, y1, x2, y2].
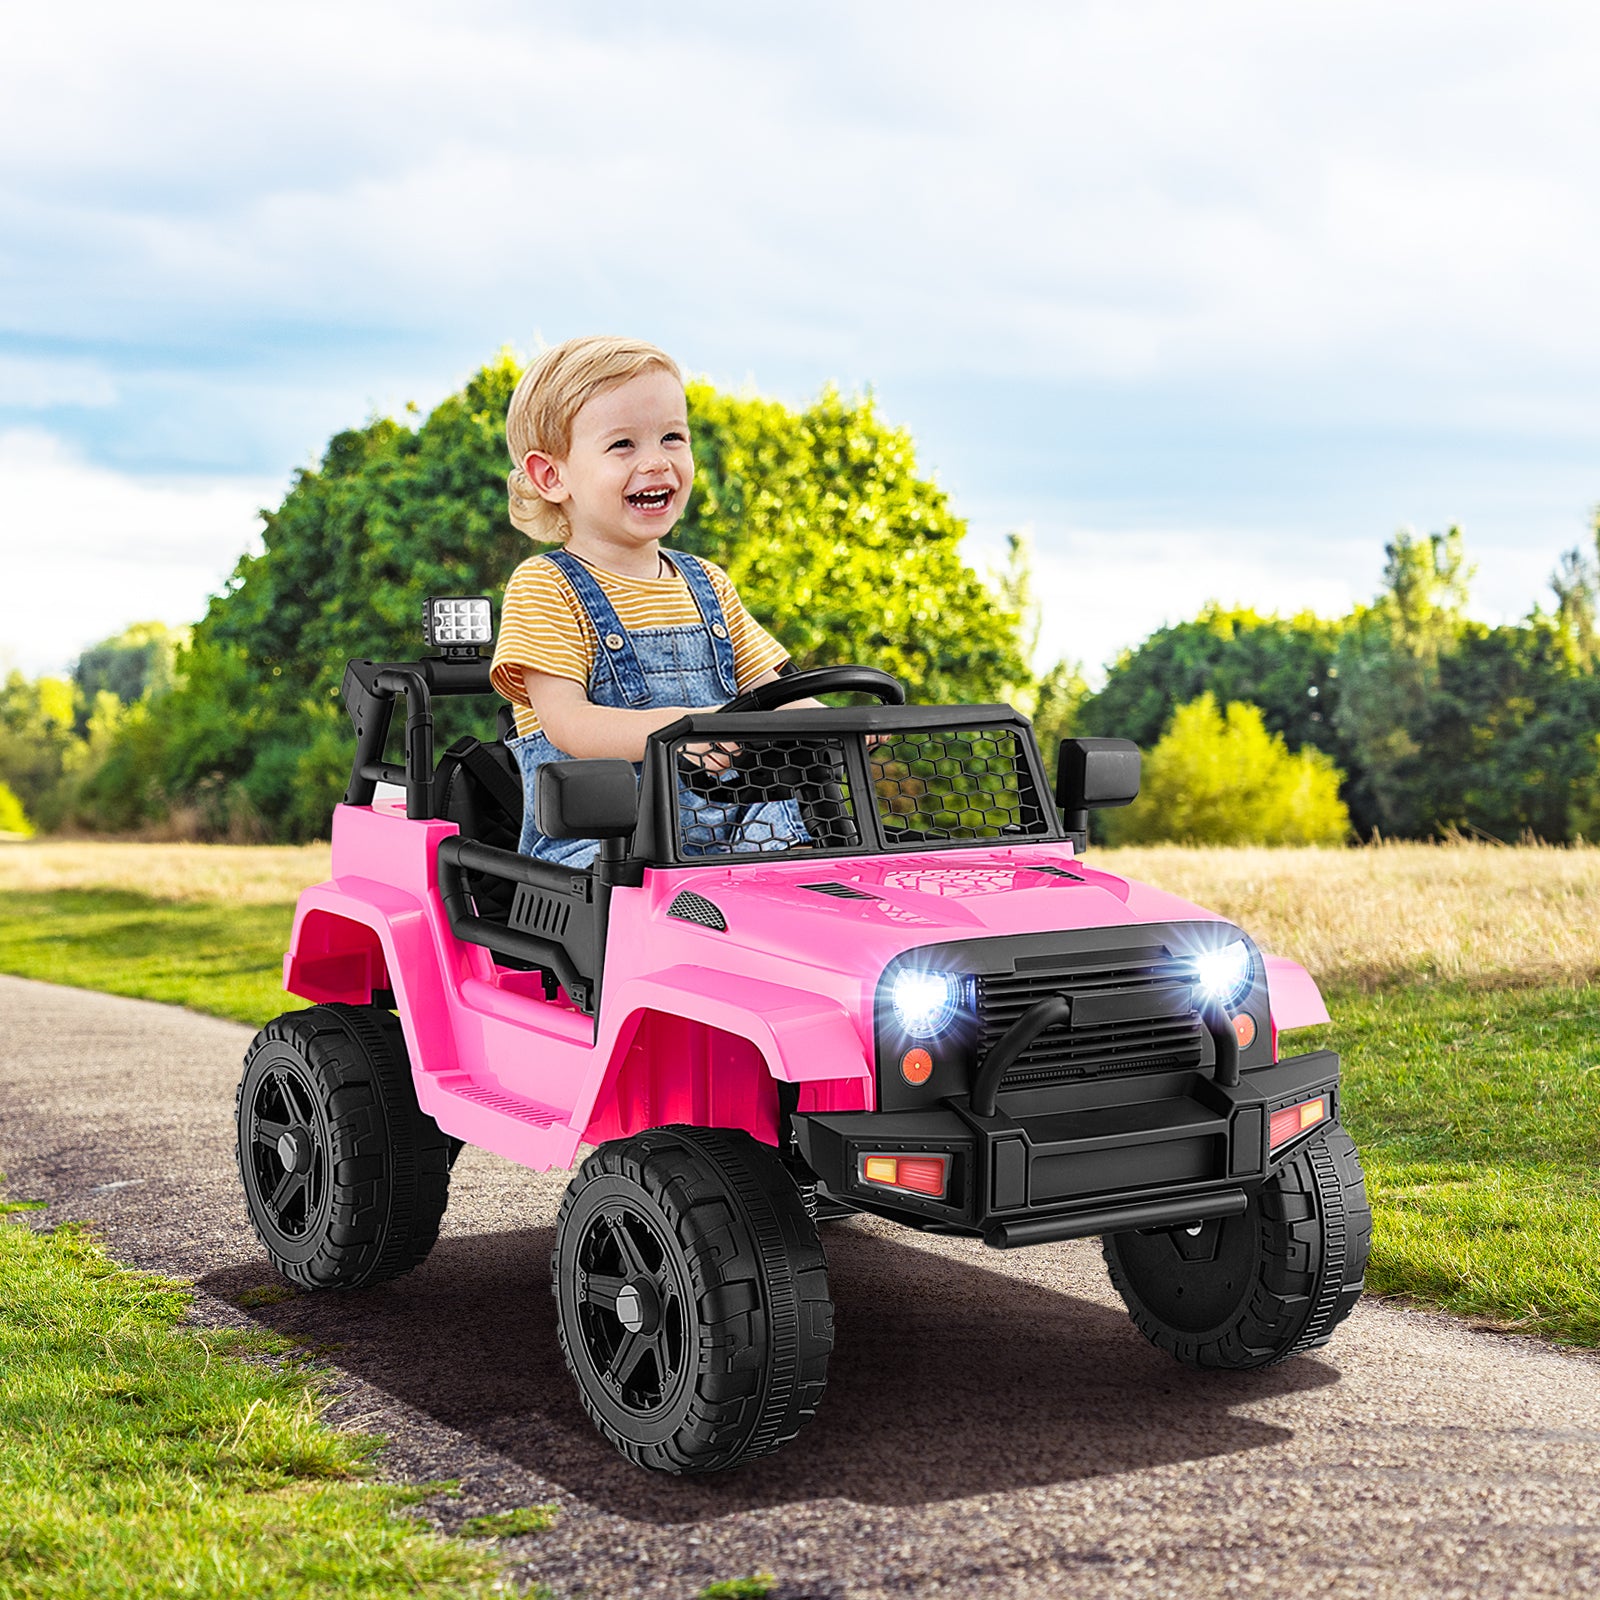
[977, 949, 1204, 1088]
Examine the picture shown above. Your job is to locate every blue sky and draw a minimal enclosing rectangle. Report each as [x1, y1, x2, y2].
[3, 0, 1598, 681]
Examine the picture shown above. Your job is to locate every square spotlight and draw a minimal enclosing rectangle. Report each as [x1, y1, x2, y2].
[423, 596, 494, 656]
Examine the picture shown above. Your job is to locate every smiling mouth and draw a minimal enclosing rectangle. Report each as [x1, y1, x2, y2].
[626, 487, 674, 511]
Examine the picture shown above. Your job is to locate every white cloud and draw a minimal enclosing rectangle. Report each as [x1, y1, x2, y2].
[0, 356, 117, 409]
[0, 430, 281, 675]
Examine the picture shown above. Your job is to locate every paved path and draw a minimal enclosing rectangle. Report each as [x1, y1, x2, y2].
[2, 972, 1598, 1600]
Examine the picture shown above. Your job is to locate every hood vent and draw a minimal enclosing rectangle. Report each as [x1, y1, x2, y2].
[799, 881, 876, 900]
[667, 890, 727, 931]
[1020, 865, 1085, 881]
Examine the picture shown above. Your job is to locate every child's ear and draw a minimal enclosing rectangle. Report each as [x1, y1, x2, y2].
[523, 450, 569, 504]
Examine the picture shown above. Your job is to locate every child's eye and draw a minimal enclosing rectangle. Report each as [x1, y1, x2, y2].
[663, 431, 687, 444]
[607, 437, 633, 452]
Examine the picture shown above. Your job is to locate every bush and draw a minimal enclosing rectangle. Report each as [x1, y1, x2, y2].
[0, 779, 32, 836]
[1105, 693, 1350, 846]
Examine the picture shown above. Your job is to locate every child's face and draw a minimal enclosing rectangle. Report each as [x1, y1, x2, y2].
[526, 368, 693, 550]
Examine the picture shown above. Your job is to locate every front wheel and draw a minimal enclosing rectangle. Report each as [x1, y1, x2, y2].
[1103, 1125, 1371, 1369]
[552, 1126, 833, 1474]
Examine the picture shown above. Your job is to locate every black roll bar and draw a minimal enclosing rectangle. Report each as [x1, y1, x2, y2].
[342, 657, 495, 819]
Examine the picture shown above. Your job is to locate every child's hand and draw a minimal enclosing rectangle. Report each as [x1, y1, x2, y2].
[682, 740, 739, 775]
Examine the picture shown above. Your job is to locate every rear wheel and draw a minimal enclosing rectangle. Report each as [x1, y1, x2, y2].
[236, 1004, 452, 1290]
[1103, 1125, 1370, 1368]
[552, 1126, 833, 1474]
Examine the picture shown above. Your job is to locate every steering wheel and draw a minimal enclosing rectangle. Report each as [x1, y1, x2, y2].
[716, 665, 906, 714]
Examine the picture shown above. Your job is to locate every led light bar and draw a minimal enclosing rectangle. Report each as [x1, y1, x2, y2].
[423, 596, 494, 656]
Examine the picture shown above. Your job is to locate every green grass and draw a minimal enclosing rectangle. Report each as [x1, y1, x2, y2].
[1303, 983, 1600, 1346]
[458, 1507, 559, 1540]
[0, 1210, 499, 1600]
[0, 890, 294, 1026]
[696, 1579, 776, 1600]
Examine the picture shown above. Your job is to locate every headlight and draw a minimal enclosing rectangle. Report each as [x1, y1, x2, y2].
[891, 969, 963, 1038]
[1192, 939, 1253, 1009]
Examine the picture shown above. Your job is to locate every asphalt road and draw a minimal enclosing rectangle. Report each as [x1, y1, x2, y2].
[2, 972, 1598, 1600]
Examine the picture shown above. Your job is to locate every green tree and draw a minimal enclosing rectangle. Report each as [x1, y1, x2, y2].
[1104, 694, 1350, 846]
[72, 621, 185, 720]
[1332, 527, 1473, 836]
[1077, 603, 1349, 767]
[0, 671, 77, 827]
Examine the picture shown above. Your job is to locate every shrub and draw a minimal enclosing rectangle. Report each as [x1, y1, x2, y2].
[0, 779, 32, 837]
[1105, 693, 1350, 846]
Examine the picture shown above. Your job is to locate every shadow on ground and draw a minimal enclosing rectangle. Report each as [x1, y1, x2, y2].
[201, 1220, 1335, 1521]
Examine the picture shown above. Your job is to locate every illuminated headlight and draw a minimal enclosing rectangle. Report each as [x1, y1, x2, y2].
[891, 969, 964, 1038]
[1192, 939, 1254, 1008]
[423, 596, 494, 654]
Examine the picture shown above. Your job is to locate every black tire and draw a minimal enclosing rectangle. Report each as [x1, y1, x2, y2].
[552, 1125, 833, 1474]
[236, 1004, 452, 1291]
[1103, 1124, 1371, 1369]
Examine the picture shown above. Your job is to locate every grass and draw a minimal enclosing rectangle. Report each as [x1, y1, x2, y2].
[1, 838, 1597, 1347]
[0, 889, 294, 1026]
[1306, 984, 1600, 1345]
[0, 1207, 499, 1600]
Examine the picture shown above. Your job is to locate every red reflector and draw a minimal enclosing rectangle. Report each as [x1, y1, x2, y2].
[1270, 1095, 1327, 1149]
[901, 1048, 933, 1086]
[858, 1152, 949, 1199]
[895, 1157, 947, 1196]
[1233, 1013, 1256, 1048]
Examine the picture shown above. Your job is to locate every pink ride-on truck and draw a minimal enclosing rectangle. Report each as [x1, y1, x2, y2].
[237, 597, 1372, 1475]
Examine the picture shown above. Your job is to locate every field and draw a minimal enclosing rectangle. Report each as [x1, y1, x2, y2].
[1, 838, 1598, 1349]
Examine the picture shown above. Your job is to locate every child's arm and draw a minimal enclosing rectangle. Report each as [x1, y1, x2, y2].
[519, 668, 702, 763]
[520, 665, 823, 764]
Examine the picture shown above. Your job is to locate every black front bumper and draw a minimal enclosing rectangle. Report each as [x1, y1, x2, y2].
[791, 1049, 1341, 1248]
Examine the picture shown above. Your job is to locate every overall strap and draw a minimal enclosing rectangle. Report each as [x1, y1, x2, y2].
[542, 550, 651, 707]
[661, 549, 739, 697]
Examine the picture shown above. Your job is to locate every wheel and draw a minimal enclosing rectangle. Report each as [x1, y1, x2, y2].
[552, 1125, 833, 1474]
[236, 1003, 453, 1291]
[1103, 1125, 1371, 1369]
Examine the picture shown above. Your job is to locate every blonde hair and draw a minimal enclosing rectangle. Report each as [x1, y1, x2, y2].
[505, 335, 684, 543]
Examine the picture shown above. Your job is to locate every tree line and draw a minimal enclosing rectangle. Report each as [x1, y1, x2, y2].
[1, 356, 1595, 845]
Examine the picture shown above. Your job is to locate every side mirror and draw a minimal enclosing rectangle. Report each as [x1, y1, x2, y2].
[535, 760, 639, 841]
[1055, 738, 1141, 849]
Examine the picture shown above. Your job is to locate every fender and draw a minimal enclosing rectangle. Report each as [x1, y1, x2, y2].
[606, 964, 871, 1084]
[284, 878, 463, 1082]
[1262, 953, 1330, 1033]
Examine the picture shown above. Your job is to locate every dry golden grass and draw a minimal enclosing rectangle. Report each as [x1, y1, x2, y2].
[1100, 841, 1600, 991]
[3, 838, 1596, 991]
[0, 840, 331, 905]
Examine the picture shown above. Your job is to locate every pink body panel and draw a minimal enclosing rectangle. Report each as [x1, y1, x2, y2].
[283, 799, 1329, 1173]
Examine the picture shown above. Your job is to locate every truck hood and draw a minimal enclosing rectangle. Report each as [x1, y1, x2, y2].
[655, 844, 1231, 972]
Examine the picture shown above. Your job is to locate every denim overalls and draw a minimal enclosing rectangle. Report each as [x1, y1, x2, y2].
[508, 549, 808, 868]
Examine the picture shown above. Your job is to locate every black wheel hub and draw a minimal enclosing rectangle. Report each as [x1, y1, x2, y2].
[246, 1062, 330, 1243]
[574, 1203, 689, 1416]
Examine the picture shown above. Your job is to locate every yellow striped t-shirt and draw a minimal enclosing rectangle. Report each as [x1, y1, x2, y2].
[490, 552, 789, 736]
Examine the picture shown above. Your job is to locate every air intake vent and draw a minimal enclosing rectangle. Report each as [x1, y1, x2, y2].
[1020, 865, 1084, 880]
[667, 890, 727, 931]
[799, 882, 876, 900]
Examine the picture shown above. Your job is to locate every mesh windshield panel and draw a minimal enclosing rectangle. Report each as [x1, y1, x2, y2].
[870, 727, 1051, 843]
[671, 736, 861, 857]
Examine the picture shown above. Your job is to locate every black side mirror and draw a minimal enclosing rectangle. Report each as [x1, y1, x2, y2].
[1055, 738, 1141, 849]
[535, 760, 639, 841]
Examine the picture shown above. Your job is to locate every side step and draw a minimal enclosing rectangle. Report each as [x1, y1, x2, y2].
[424, 1074, 579, 1171]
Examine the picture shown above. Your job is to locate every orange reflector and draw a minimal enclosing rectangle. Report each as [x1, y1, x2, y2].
[858, 1152, 949, 1199]
[1232, 1013, 1256, 1048]
[901, 1048, 933, 1086]
[1269, 1095, 1327, 1149]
